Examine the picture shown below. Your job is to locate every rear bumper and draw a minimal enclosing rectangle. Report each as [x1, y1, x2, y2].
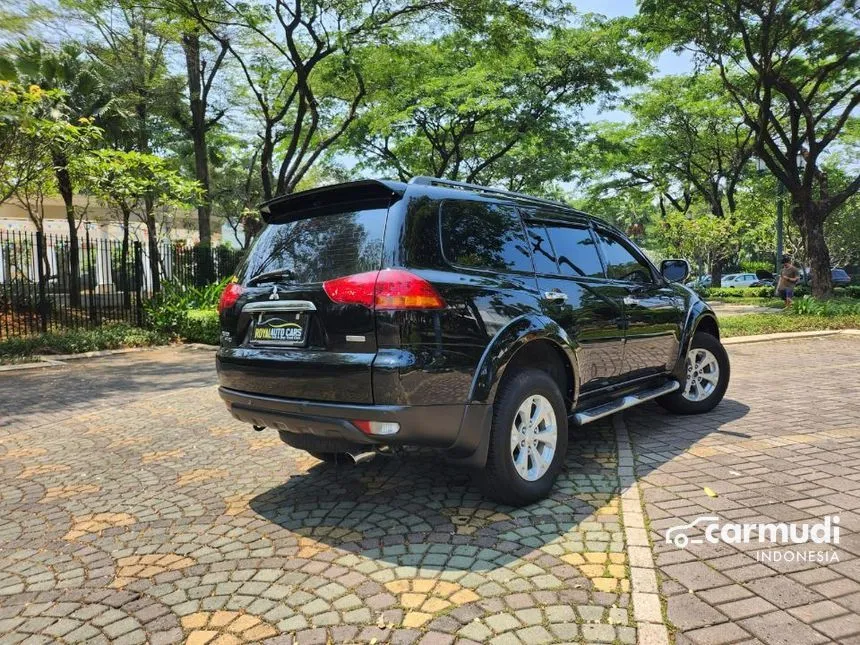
[218, 387, 491, 458]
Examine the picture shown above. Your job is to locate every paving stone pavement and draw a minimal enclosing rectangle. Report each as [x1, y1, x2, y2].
[0, 336, 857, 644]
[625, 335, 860, 645]
[0, 346, 632, 644]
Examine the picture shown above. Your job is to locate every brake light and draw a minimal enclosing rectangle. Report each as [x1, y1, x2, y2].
[218, 282, 244, 312]
[323, 269, 445, 310]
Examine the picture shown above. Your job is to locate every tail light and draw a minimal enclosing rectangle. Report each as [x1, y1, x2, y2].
[323, 269, 445, 310]
[218, 282, 244, 313]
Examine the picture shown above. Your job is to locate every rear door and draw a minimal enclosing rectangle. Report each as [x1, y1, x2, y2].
[217, 199, 392, 404]
[592, 226, 682, 378]
[524, 213, 627, 392]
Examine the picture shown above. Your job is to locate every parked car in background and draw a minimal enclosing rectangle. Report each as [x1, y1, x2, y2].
[721, 273, 759, 288]
[217, 178, 730, 505]
[750, 278, 774, 288]
[688, 275, 712, 288]
[799, 267, 852, 286]
[831, 268, 851, 286]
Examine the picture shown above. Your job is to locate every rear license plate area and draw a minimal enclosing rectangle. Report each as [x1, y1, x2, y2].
[249, 311, 309, 346]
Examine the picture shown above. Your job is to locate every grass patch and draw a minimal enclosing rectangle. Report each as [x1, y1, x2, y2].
[720, 313, 860, 337]
[0, 323, 169, 363]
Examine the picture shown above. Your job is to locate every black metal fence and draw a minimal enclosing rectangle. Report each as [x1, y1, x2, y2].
[0, 229, 243, 339]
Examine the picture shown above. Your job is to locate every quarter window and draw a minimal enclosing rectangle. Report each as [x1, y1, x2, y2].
[440, 201, 532, 272]
[595, 230, 654, 283]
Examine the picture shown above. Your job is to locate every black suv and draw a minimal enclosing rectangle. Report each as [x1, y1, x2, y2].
[217, 178, 729, 505]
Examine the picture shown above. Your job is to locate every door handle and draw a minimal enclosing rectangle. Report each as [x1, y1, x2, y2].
[543, 290, 568, 302]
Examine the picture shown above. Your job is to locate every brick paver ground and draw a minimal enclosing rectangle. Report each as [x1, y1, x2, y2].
[627, 335, 860, 644]
[0, 336, 857, 644]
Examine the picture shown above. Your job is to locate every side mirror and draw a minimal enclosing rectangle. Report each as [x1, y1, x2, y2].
[661, 259, 690, 283]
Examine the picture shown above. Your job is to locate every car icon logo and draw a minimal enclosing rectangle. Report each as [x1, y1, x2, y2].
[665, 516, 719, 549]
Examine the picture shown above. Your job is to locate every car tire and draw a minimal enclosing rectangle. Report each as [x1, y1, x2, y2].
[479, 369, 568, 506]
[658, 332, 730, 415]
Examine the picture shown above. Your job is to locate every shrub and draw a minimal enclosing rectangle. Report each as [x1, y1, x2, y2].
[143, 278, 229, 339]
[0, 323, 167, 362]
[181, 309, 220, 344]
[790, 296, 860, 317]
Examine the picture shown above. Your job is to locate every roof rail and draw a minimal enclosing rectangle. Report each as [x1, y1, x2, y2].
[408, 176, 578, 213]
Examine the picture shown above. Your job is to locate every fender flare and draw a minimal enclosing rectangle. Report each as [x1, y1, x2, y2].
[673, 301, 719, 379]
[447, 314, 580, 468]
[468, 314, 580, 406]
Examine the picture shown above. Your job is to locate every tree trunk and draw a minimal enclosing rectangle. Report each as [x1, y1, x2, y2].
[182, 32, 214, 284]
[260, 124, 275, 200]
[53, 153, 82, 307]
[797, 205, 833, 298]
[709, 257, 723, 289]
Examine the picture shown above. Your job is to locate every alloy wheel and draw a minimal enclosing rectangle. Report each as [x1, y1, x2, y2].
[510, 394, 557, 482]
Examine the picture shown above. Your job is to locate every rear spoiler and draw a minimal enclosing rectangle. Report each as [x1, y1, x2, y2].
[259, 179, 406, 223]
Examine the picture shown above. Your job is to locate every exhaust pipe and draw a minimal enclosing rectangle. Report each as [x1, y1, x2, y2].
[347, 450, 377, 465]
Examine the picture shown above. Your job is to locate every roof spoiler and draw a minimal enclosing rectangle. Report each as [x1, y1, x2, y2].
[259, 179, 406, 223]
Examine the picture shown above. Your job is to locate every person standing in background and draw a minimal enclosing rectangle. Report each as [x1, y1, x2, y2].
[777, 255, 801, 308]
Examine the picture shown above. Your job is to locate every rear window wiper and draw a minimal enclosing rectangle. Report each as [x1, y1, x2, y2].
[246, 268, 295, 286]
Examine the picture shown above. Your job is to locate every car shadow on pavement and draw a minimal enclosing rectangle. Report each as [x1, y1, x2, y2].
[248, 399, 750, 578]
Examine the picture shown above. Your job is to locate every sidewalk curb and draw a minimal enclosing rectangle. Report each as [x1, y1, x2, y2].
[0, 345, 168, 372]
[0, 342, 220, 373]
[614, 415, 671, 645]
[723, 329, 859, 345]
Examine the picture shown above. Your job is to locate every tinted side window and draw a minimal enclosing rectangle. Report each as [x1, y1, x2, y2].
[525, 223, 558, 274]
[441, 201, 532, 272]
[546, 224, 604, 278]
[595, 230, 654, 283]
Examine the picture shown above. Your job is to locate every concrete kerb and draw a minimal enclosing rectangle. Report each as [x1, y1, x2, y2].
[613, 414, 671, 645]
[722, 329, 860, 345]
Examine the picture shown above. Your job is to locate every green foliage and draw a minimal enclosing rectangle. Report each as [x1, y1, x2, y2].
[72, 149, 200, 213]
[653, 209, 741, 271]
[0, 323, 167, 362]
[181, 309, 220, 344]
[638, 0, 859, 298]
[790, 296, 860, 317]
[719, 313, 860, 338]
[143, 279, 226, 340]
[739, 260, 773, 274]
[143, 281, 190, 336]
[350, 16, 649, 193]
[705, 287, 782, 299]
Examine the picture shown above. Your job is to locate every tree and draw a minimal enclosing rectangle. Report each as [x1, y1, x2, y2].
[63, 0, 186, 291]
[0, 40, 116, 305]
[207, 133, 264, 249]
[73, 149, 201, 300]
[184, 0, 476, 199]
[0, 81, 58, 204]
[0, 82, 101, 279]
[349, 17, 648, 193]
[582, 73, 754, 284]
[652, 207, 742, 277]
[639, 0, 860, 296]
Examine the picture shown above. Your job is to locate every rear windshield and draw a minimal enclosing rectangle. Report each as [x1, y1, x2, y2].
[240, 208, 387, 284]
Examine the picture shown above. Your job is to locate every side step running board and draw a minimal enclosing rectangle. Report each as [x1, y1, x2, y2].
[572, 380, 680, 425]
